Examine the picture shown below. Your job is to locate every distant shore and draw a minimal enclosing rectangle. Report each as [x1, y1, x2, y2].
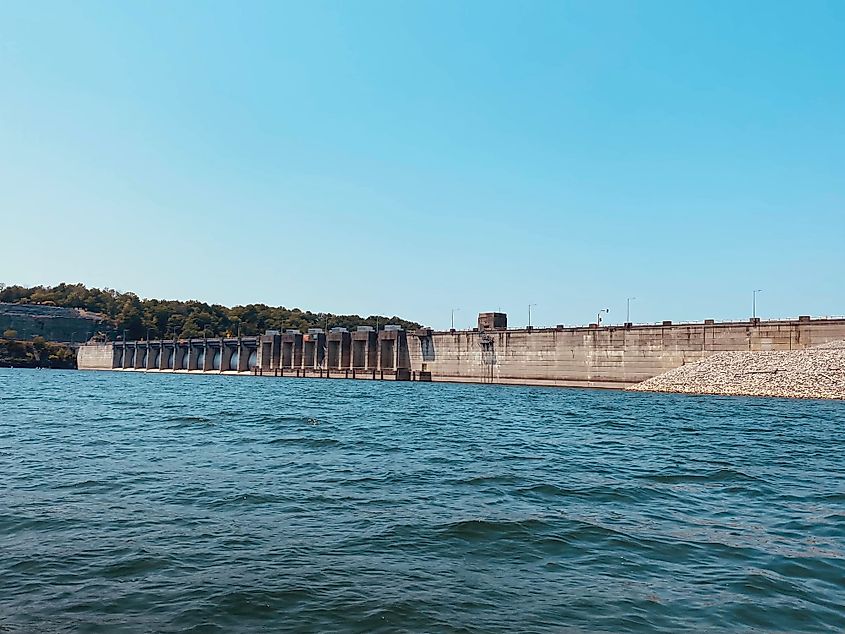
[0, 338, 76, 369]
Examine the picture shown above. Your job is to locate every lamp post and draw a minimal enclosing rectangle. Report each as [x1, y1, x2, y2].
[626, 297, 636, 324]
[451, 308, 460, 330]
[528, 303, 537, 328]
[597, 308, 609, 326]
[752, 289, 763, 319]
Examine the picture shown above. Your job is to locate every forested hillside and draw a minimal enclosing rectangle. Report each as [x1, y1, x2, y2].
[0, 283, 421, 341]
[0, 337, 76, 368]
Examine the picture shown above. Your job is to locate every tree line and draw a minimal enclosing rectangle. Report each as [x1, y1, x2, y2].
[0, 283, 421, 341]
[0, 336, 76, 368]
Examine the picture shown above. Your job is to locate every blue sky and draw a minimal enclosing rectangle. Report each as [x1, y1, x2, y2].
[1, 1, 843, 329]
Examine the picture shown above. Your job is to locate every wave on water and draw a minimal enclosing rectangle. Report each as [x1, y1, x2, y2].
[208, 492, 286, 508]
[2, 370, 845, 632]
[163, 414, 215, 425]
[448, 474, 522, 487]
[641, 468, 763, 484]
[55, 479, 122, 494]
[437, 517, 554, 541]
[98, 554, 172, 579]
[515, 482, 673, 504]
[266, 436, 342, 448]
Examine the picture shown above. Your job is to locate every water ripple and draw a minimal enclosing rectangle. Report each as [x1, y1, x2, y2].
[1, 368, 844, 632]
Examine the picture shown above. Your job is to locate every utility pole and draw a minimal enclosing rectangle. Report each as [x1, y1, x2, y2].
[626, 297, 636, 324]
[753, 289, 763, 319]
[451, 308, 460, 330]
[528, 303, 537, 328]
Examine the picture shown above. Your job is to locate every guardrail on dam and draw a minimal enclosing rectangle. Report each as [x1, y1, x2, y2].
[77, 314, 845, 389]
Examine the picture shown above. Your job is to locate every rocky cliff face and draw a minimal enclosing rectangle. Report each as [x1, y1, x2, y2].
[0, 303, 107, 342]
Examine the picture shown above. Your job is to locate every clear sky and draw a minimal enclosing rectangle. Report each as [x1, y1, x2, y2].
[1, 1, 843, 329]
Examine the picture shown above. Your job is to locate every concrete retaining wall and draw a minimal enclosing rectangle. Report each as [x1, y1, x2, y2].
[77, 343, 116, 370]
[406, 319, 845, 388]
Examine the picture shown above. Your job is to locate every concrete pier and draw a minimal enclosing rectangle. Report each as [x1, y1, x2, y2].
[303, 330, 326, 370]
[352, 326, 377, 369]
[86, 337, 260, 374]
[327, 328, 351, 369]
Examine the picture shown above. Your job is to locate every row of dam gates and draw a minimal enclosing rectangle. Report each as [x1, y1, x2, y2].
[79, 326, 414, 379]
[77, 313, 845, 389]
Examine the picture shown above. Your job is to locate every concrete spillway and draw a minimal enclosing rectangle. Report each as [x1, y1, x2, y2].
[78, 327, 411, 380]
[77, 314, 845, 389]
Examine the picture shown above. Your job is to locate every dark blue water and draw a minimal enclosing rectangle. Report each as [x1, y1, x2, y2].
[2, 369, 844, 632]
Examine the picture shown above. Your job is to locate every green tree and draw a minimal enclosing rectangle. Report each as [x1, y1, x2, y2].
[0, 283, 423, 340]
[116, 296, 144, 339]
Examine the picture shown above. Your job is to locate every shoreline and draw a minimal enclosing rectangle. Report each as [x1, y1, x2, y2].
[628, 342, 845, 401]
[58, 363, 845, 401]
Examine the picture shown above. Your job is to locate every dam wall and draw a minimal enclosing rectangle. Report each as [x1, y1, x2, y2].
[77, 328, 412, 380]
[77, 315, 845, 389]
[76, 343, 116, 370]
[408, 317, 845, 389]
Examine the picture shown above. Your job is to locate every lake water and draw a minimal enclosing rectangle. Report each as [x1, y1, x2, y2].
[2, 369, 844, 632]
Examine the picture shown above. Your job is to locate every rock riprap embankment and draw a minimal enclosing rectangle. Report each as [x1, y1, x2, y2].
[628, 341, 845, 400]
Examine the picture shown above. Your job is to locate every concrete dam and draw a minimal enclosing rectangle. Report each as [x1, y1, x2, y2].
[77, 313, 845, 389]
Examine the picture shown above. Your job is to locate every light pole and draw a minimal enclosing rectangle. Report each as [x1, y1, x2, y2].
[597, 308, 609, 326]
[122, 328, 127, 342]
[626, 297, 636, 324]
[528, 303, 537, 328]
[451, 308, 460, 330]
[752, 289, 763, 319]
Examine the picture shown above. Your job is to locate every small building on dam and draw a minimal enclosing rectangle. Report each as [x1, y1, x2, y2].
[77, 313, 845, 389]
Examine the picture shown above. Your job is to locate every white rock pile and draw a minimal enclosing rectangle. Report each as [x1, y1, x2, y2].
[628, 341, 845, 400]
